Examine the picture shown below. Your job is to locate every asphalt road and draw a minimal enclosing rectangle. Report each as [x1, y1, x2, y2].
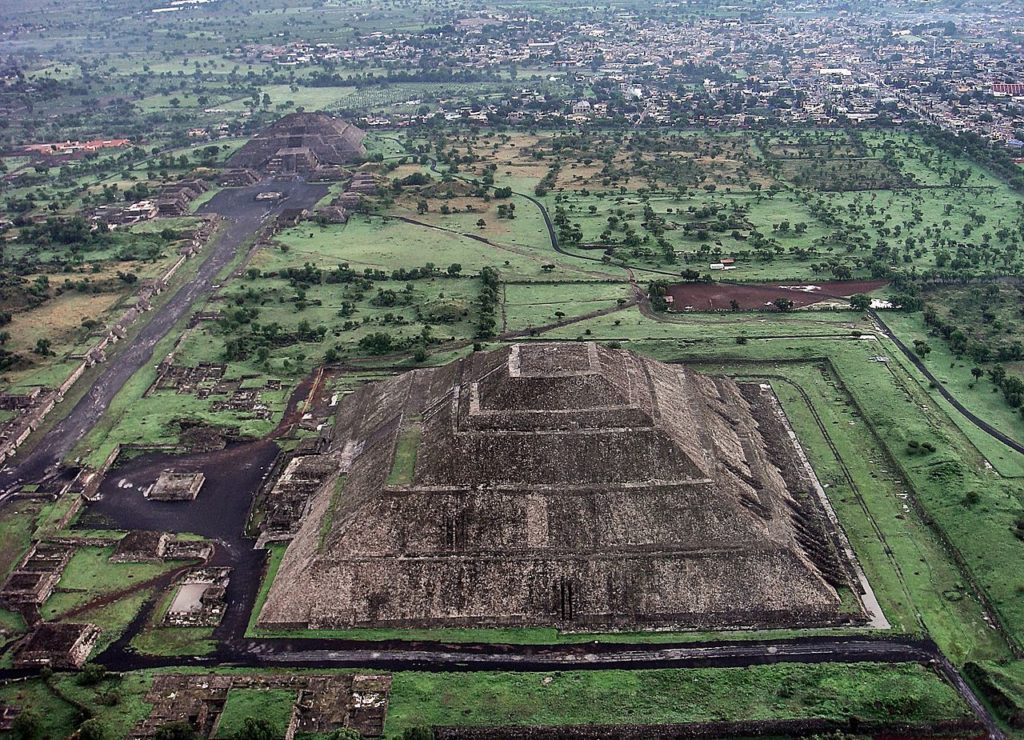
[0, 180, 326, 496]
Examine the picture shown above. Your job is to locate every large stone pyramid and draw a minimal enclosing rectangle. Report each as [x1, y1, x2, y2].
[227, 112, 365, 175]
[258, 343, 864, 631]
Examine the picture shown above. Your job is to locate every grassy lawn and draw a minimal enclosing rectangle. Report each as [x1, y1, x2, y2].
[0, 500, 40, 580]
[0, 678, 80, 738]
[214, 687, 296, 737]
[271, 216, 608, 280]
[387, 423, 421, 485]
[384, 663, 970, 735]
[42, 546, 178, 619]
[501, 281, 631, 332]
[882, 310, 1024, 477]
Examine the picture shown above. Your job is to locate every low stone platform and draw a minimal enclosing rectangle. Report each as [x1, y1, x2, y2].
[146, 471, 205, 501]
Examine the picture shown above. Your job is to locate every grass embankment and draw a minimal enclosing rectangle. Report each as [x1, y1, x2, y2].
[0, 663, 971, 739]
[882, 310, 1024, 478]
[384, 663, 970, 735]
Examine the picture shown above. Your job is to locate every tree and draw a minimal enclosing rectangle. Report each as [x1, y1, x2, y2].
[33, 338, 52, 356]
[78, 662, 107, 686]
[153, 722, 197, 740]
[326, 730, 362, 740]
[446, 263, 462, 276]
[476, 218, 486, 229]
[913, 339, 932, 357]
[416, 199, 428, 215]
[76, 719, 108, 740]
[358, 332, 394, 355]
[230, 717, 276, 740]
[971, 367, 984, 381]
[401, 729, 435, 740]
[849, 294, 871, 311]
[773, 298, 794, 312]
[11, 710, 42, 740]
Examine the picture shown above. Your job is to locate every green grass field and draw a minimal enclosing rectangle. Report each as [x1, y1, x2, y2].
[384, 663, 970, 735]
[214, 687, 296, 737]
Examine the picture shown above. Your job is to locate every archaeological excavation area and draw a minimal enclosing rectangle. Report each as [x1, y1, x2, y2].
[258, 342, 871, 632]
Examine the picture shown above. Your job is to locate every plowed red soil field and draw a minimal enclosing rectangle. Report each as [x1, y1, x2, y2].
[666, 280, 888, 311]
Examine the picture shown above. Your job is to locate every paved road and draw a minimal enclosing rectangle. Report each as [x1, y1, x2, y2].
[0, 180, 327, 497]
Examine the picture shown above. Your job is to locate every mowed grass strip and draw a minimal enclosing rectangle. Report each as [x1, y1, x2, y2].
[384, 663, 970, 734]
[388, 422, 421, 485]
[319, 474, 349, 550]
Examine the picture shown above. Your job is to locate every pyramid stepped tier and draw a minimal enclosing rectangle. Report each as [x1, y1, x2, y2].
[226, 112, 366, 176]
[258, 342, 867, 632]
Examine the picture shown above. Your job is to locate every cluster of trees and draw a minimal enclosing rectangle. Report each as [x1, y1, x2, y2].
[917, 125, 1024, 194]
[552, 205, 583, 248]
[476, 266, 500, 339]
[264, 262, 463, 292]
[17, 216, 109, 249]
[222, 318, 327, 363]
[922, 301, 1024, 365]
[306, 68, 502, 89]
[980, 364, 1024, 416]
[919, 286, 1024, 416]
[534, 164, 560, 197]
[647, 280, 672, 312]
[496, 202, 516, 219]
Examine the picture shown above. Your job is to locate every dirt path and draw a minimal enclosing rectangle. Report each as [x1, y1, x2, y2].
[0, 180, 328, 497]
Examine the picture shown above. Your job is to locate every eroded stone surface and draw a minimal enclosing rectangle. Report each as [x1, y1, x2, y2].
[226, 112, 365, 176]
[260, 342, 864, 631]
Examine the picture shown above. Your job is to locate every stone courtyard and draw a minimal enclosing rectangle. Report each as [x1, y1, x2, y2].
[129, 673, 391, 738]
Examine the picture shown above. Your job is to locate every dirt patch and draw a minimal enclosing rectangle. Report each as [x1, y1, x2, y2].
[4, 291, 123, 354]
[666, 280, 889, 311]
